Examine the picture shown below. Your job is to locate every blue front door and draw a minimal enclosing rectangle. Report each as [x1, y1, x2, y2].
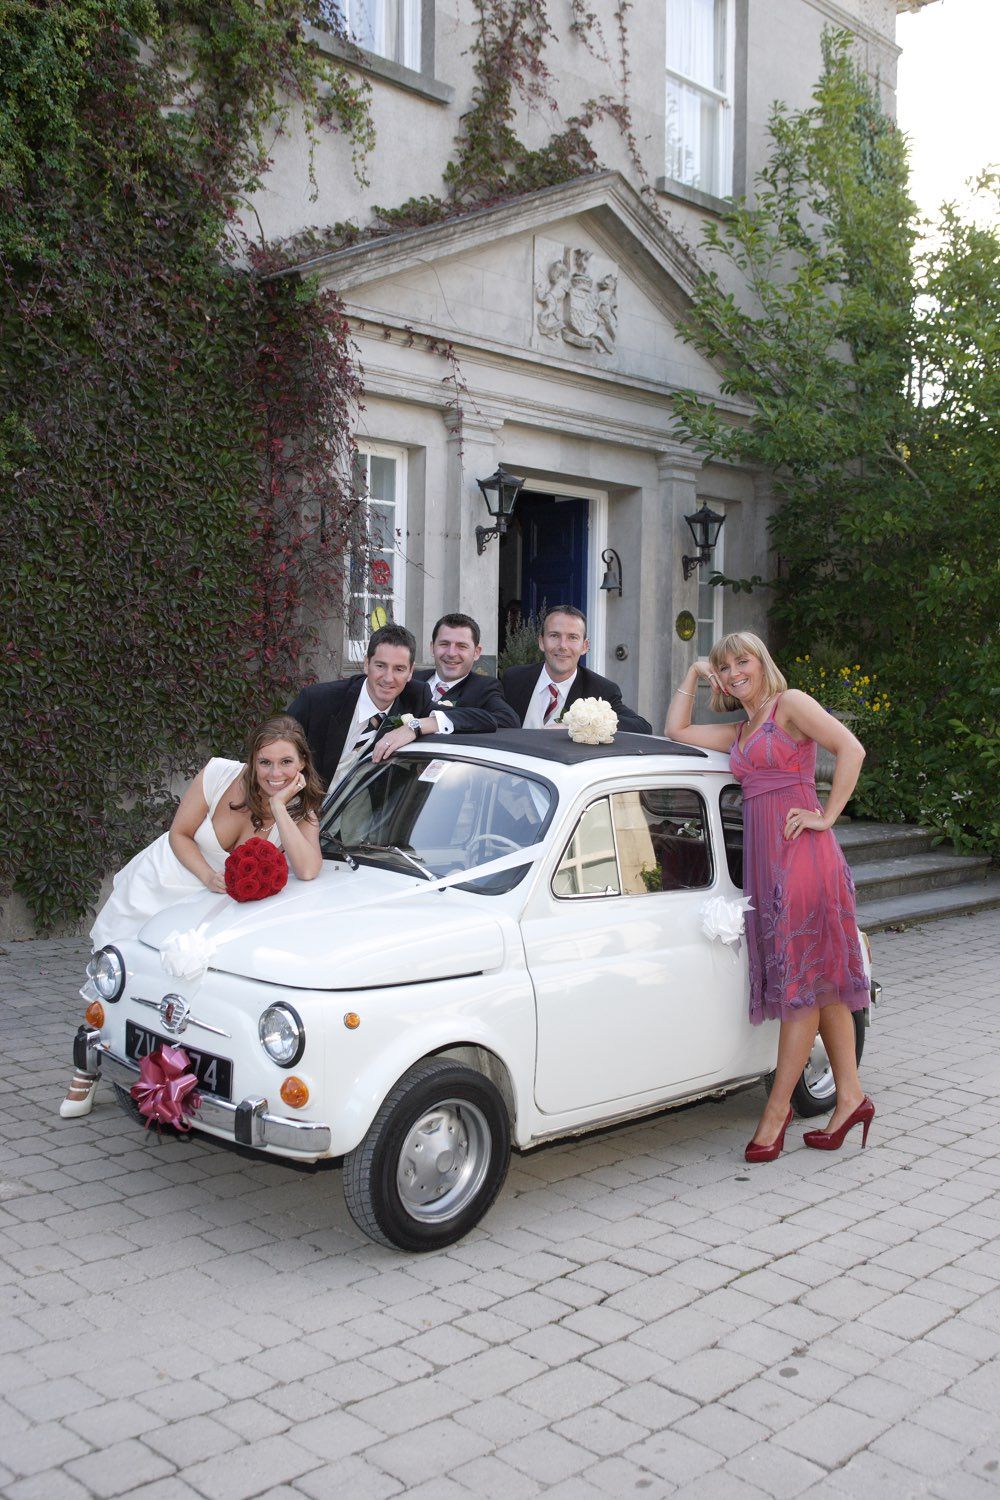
[517, 492, 589, 620]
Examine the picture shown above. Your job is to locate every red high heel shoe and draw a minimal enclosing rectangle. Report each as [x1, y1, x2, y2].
[803, 1096, 875, 1151]
[745, 1108, 793, 1164]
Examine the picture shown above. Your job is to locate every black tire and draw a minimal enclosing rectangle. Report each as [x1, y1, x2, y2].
[343, 1058, 511, 1252]
[788, 1008, 867, 1117]
[111, 1081, 144, 1125]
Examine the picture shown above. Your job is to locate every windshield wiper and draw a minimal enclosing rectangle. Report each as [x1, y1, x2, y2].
[344, 842, 434, 880]
[322, 836, 359, 870]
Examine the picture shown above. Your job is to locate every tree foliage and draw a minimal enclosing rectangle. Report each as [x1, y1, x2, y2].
[672, 33, 1000, 855]
[0, 1, 369, 929]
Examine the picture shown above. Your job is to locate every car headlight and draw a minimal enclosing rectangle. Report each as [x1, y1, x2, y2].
[88, 947, 125, 1003]
[258, 1004, 305, 1067]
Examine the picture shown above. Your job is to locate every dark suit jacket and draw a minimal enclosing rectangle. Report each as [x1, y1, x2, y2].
[287, 675, 432, 788]
[501, 663, 652, 735]
[414, 669, 521, 731]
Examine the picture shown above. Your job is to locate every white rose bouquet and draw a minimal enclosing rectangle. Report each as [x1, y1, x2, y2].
[563, 697, 618, 745]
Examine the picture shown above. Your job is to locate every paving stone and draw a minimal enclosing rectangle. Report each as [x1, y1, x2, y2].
[368, 1415, 492, 1485]
[773, 1404, 891, 1469]
[63, 1438, 176, 1498]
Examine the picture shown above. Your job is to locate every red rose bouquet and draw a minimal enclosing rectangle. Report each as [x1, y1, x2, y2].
[225, 837, 288, 902]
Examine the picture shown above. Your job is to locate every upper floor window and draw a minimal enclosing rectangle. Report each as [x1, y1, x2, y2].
[349, 443, 407, 657]
[665, 0, 734, 199]
[338, 0, 421, 70]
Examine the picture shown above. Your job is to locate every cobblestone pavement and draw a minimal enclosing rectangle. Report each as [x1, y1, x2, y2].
[2, 911, 1000, 1500]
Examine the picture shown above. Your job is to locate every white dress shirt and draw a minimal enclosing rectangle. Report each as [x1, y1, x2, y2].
[522, 668, 577, 729]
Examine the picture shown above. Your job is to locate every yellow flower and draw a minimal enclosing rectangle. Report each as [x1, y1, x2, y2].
[873, 703, 880, 712]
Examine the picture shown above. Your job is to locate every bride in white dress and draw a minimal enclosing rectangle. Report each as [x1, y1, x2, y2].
[62, 715, 325, 1117]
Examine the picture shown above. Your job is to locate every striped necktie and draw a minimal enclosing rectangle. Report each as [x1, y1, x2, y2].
[351, 712, 385, 759]
[542, 684, 560, 723]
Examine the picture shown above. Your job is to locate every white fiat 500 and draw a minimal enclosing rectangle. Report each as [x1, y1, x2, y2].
[75, 731, 877, 1252]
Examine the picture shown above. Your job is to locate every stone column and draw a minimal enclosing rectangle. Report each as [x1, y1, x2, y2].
[439, 407, 505, 657]
[636, 448, 703, 732]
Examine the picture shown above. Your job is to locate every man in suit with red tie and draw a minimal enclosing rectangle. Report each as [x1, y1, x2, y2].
[501, 605, 652, 734]
[413, 613, 520, 730]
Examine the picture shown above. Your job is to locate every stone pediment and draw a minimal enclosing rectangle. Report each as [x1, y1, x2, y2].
[282, 173, 731, 399]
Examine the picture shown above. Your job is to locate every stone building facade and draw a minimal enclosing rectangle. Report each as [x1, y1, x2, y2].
[251, 0, 919, 730]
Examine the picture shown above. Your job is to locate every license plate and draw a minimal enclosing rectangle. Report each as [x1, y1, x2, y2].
[125, 1021, 233, 1101]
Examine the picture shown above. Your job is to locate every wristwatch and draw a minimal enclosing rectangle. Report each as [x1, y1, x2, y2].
[411, 721, 423, 739]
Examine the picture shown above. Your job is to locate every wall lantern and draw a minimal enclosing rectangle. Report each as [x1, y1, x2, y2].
[599, 548, 623, 597]
[476, 466, 524, 554]
[682, 503, 726, 580]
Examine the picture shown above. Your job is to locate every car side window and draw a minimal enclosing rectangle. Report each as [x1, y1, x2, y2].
[552, 798, 621, 898]
[611, 787, 713, 895]
[720, 785, 744, 888]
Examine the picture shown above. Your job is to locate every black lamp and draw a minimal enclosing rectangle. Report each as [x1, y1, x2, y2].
[476, 466, 524, 554]
[599, 548, 623, 597]
[682, 503, 725, 580]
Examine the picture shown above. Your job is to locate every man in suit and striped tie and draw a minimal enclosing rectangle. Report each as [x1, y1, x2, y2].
[287, 624, 436, 791]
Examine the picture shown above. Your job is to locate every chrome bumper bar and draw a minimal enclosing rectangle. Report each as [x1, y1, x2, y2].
[74, 1027, 331, 1156]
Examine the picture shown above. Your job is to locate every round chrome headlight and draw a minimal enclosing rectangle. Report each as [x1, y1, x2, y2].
[258, 1004, 305, 1068]
[90, 947, 125, 1002]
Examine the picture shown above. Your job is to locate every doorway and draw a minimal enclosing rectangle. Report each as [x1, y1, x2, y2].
[498, 490, 589, 653]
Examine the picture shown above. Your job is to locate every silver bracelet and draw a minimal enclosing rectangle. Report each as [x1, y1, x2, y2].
[676, 687, 697, 698]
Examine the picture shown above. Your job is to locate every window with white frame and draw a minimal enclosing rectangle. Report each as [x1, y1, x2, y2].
[337, 0, 421, 70]
[349, 444, 407, 656]
[696, 504, 724, 657]
[665, 0, 734, 198]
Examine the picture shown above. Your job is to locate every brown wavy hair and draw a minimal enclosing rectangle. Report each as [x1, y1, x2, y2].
[230, 715, 326, 831]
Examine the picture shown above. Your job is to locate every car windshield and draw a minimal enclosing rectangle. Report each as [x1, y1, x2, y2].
[319, 754, 554, 892]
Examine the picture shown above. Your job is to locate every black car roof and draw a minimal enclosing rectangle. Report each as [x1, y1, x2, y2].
[438, 730, 710, 764]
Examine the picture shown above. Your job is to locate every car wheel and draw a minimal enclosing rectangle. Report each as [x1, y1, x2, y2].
[111, 1081, 144, 1125]
[788, 1008, 867, 1117]
[343, 1058, 511, 1252]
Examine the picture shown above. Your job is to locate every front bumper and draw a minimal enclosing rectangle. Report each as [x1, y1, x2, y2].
[74, 1027, 332, 1156]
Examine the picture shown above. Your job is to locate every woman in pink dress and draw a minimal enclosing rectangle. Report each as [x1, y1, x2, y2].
[665, 632, 872, 1163]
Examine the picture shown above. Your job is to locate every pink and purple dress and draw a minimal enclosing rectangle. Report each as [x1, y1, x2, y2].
[731, 696, 869, 1025]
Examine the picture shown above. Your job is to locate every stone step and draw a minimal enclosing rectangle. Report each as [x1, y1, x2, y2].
[855, 876, 1000, 933]
[835, 821, 937, 864]
[848, 849, 993, 902]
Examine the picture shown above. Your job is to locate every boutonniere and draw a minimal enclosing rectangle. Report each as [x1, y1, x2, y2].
[387, 712, 418, 729]
[436, 700, 454, 709]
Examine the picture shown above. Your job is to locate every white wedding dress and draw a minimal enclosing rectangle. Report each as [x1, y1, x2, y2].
[90, 758, 281, 949]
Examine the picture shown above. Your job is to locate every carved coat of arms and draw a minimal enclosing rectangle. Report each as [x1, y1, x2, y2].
[534, 243, 618, 356]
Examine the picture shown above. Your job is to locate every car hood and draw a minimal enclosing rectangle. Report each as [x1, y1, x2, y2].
[136, 864, 508, 990]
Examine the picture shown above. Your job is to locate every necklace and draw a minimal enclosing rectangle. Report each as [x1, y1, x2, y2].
[743, 693, 773, 724]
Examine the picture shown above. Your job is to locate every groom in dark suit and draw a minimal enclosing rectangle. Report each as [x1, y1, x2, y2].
[413, 613, 520, 730]
[502, 605, 652, 734]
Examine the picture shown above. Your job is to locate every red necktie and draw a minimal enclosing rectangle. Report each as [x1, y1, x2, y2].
[542, 684, 560, 723]
[434, 682, 449, 698]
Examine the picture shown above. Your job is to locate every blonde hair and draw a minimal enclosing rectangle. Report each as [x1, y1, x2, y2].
[708, 632, 787, 714]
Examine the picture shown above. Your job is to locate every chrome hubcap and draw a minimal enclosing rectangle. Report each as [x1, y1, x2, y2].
[802, 1038, 836, 1101]
[396, 1098, 491, 1223]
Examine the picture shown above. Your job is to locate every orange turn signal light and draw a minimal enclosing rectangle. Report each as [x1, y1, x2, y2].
[84, 1001, 105, 1028]
[280, 1076, 309, 1109]
[344, 1012, 361, 1030]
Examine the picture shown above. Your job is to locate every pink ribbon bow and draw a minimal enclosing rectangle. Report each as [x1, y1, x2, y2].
[130, 1045, 201, 1130]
